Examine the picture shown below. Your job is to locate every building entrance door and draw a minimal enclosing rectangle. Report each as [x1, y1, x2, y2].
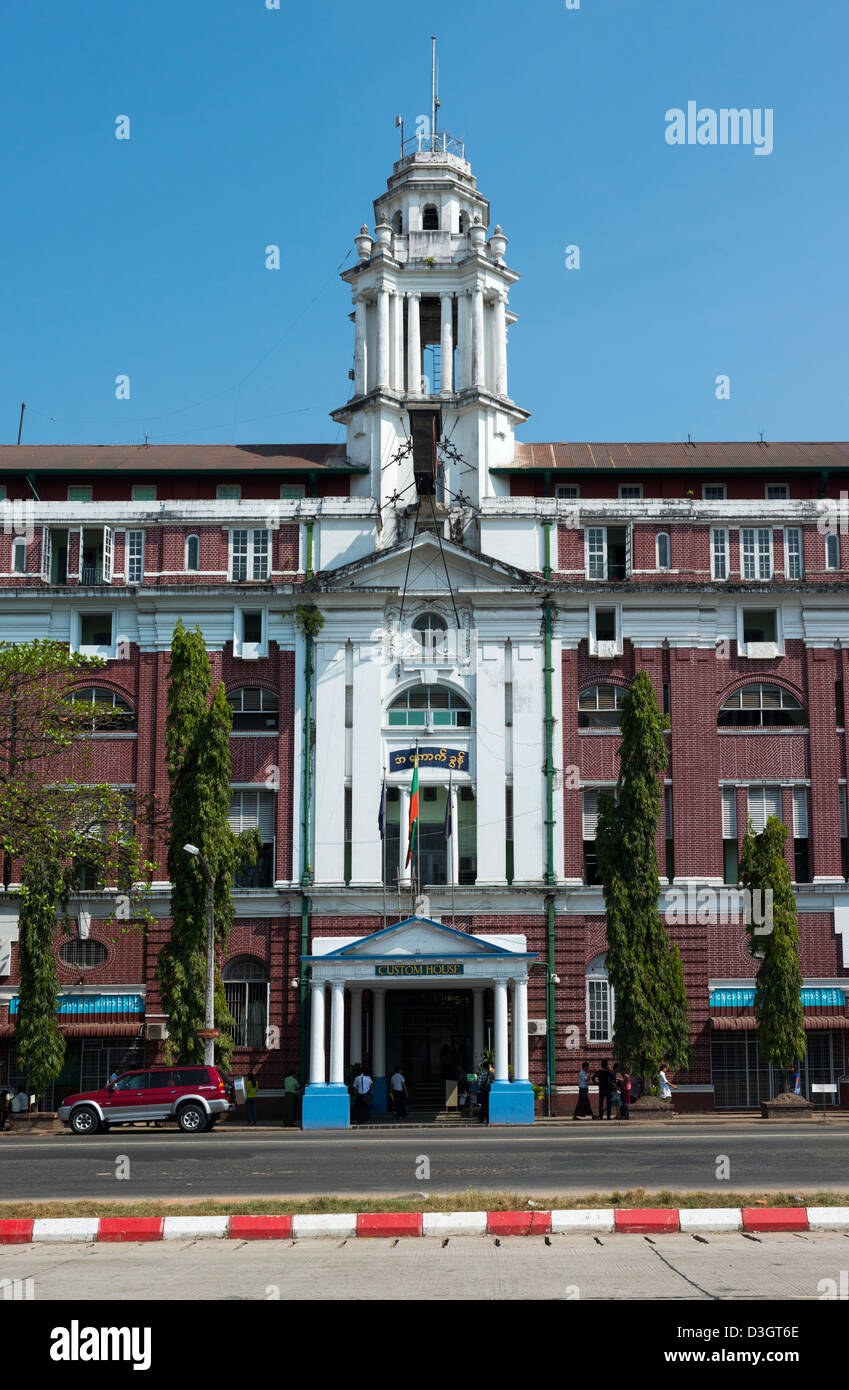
[385, 990, 472, 1107]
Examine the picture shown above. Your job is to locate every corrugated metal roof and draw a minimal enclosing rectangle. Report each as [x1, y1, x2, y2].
[500, 441, 849, 472]
[0, 444, 354, 473]
[710, 1015, 849, 1031]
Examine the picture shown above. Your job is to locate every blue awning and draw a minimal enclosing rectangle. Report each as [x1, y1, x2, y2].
[9, 993, 145, 1017]
[710, 987, 845, 1009]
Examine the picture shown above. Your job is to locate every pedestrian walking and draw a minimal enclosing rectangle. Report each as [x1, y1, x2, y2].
[352, 1065, 373, 1124]
[621, 1068, 632, 1120]
[282, 1073, 300, 1127]
[658, 1062, 678, 1103]
[591, 1060, 614, 1120]
[572, 1060, 593, 1119]
[0, 1089, 12, 1131]
[245, 1073, 258, 1125]
[12, 1086, 29, 1115]
[389, 1065, 408, 1120]
[477, 1060, 492, 1125]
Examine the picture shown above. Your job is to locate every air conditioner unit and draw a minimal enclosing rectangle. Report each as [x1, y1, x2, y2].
[528, 1019, 547, 1036]
[146, 1021, 169, 1042]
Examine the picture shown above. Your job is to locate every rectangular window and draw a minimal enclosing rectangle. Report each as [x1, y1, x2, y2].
[664, 786, 674, 880]
[722, 788, 739, 884]
[766, 484, 789, 500]
[793, 787, 809, 882]
[126, 530, 144, 584]
[243, 611, 263, 644]
[587, 527, 605, 580]
[79, 612, 114, 650]
[711, 528, 728, 580]
[784, 527, 802, 580]
[583, 788, 600, 886]
[131, 484, 156, 501]
[587, 979, 611, 1043]
[837, 680, 845, 728]
[594, 608, 616, 642]
[0, 485, 6, 500]
[12, 538, 26, 574]
[663, 682, 670, 717]
[217, 484, 241, 500]
[280, 483, 306, 499]
[555, 484, 579, 500]
[742, 608, 777, 645]
[68, 485, 92, 502]
[228, 789, 275, 886]
[703, 485, 726, 500]
[741, 527, 772, 580]
[230, 529, 270, 581]
[841, 787, 848, 880]
[619, 484, 642, 499]
[747, 785, 782, 833]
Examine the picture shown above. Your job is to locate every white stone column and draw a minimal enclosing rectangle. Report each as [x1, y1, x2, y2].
[372, 989, 386, 1077]
[329, 981, 345, 1085]
[472, 988, 485, 1067]
[391, 291, 405, 391]
[349, 988, 363, 1068]
[472, 285, 485, 389]
[354, 295, 367, 395]
[440, 292, 454, 393]
[494, 291, 508, 397]
[450, 784, 459, 885]
[493, 978, 509, 1082]
[350, 643, 382, 885]
[376, 287, 390, 388]
[458, 291, 471, 390]
[309, 981, 326, 1085]
[513, 976, 529, 1082]
[313, 643, 347, 885]
[512, 642, 545, 884]
[474, 639, 507, 884]
[406, 293, 421, 394]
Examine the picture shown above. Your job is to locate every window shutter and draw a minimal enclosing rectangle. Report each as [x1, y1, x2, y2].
[102, 526, 114, 582]
[792, 788, 808, 838]
[227, 794, 242, 833]
[582, 788, 599, 840]
[625, 523, 633, 578]
[40, 527, 52, 581]
[840, 787, 848, 840]
[747, 788, 765, 833]
[721, 788, 738, 838]
[256, 791, 275, 842]
[765, 786, 781, 822]
[228, 791, 275, 841]
[664, 786, 673, 839]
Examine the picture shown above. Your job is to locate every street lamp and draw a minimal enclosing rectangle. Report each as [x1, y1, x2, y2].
[530, 961, 560, 1118]
[184, 843, 218, 1066]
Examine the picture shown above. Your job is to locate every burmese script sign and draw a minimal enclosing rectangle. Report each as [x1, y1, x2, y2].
[390, 747, 468, 771]
[374, 963, 464, 977]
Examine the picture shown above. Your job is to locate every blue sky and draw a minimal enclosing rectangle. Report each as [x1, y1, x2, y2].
[1, 0, 846, 447]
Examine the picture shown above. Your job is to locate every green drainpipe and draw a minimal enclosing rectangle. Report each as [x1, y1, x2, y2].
[543, 522, 556, 1115]
[299, 525, 315, 1089]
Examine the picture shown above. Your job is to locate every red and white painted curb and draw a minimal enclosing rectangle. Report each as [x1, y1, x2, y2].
[1, 1207, 848, 1243]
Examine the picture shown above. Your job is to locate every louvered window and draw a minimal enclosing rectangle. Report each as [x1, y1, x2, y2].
[712, 529, 728, 580]
[747, 786, 782, 833]
[792, 788, 809, 838]
[721, 788, 738, 838]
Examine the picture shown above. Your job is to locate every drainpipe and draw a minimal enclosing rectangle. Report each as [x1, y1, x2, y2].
[542, 522, 557, 1116]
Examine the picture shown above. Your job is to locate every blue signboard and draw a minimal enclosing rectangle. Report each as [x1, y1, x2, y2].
[710, 987, 845, 1009]
[10, 993, 144, 1016]
[390, 746, 468, 772]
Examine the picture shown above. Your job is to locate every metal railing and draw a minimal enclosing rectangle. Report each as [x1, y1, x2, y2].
[402, 131, 465, 160]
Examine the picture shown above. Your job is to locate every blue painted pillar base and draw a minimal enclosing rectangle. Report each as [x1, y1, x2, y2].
[488, 1080, 535, 1125]
[370, 1076, 388, 1119]
[301, 1083, 350, 1130]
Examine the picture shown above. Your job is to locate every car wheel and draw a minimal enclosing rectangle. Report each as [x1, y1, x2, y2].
[177, 1103, 206, 1134]
[70, 1105, 100, 1136]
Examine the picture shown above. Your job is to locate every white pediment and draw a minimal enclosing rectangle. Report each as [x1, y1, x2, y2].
[319, 533, 536, 595]
[310, 915, 526, 959]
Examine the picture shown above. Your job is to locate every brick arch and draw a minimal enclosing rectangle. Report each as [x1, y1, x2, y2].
[69, 678, 137, 708]
[716, 676, 807, 716]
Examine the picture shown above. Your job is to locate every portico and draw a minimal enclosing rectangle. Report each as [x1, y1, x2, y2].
[300, 916, 536, 1128]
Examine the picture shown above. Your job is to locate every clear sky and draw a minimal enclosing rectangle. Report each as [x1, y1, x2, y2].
[1, 0, 846, 448]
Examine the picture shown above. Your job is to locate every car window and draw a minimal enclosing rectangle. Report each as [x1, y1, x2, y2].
[114, 1072, 148, 1092]
[175, 1068, 209, 1087]
[147, 1071, 175, 1090]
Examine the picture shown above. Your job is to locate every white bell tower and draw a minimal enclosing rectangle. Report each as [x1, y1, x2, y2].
[332, 93, 529, 547]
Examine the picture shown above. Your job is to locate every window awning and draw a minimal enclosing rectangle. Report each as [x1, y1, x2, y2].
[710, 987, 845, 1010]
[9, 993, 144, 1017]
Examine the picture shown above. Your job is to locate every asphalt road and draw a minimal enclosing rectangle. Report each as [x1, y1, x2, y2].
[1, 1125, 848, 1200]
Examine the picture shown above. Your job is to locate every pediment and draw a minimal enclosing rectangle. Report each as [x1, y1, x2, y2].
[313, 916, 518, 959]
[315, 533, 537, 594]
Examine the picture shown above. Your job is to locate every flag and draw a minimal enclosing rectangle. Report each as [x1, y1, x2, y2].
[405, 754, 419, 867]
[378, 784, 386, 839]
[443, 774, 452, 842]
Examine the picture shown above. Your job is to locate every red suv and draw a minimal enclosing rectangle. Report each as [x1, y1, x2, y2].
[58, 1066, 242, 1135]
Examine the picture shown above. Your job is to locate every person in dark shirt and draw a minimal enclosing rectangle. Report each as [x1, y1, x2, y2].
[590, 1060, 614, 1120]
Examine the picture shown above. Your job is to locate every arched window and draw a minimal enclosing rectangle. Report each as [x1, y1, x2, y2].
[586, 954, 614, 1043]
[578, 684, 626, 729]
[422, 204, 439, 230]
[59, 939, 108, 970]
[411, 612, 448, 653]
[718, 684, 805, 729]
[222, 956, 269, 1049]
[70, 687, 136, 732]
[185, 535, 200, 572]
[458, 211, 469, 234]
[226, 687, 279, 732]
[656, 533, 671, 570]
[826, 533, 841, 570]
[387, 685, 472, 728]
[392, 210, 403, 234]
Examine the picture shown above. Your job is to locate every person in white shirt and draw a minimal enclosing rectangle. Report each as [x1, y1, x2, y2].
[12, 1088, 29, 1113]
[658, 1064, 678, 1102]
[352, 1067, 373, 1125]
[389, 1066, 407, 1121]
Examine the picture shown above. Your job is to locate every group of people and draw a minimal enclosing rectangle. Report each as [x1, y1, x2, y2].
[0, 1086, 30, 1130]
[350, 1059, 496, 1124]
[572, 1059, 678, 1120]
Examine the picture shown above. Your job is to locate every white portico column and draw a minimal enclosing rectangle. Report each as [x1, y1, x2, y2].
[376, 287, 390, 388]
[472, 988, 485, 1068]
[391, 290, 405, 391]
[494, 291, 508, 397]
[493, 978, 509, 1082]
[329, 981, 346, 1086]
[406, 293, 421, 393]
[472, 285, 485, 389]
[353, 295, 367, 396]
[458, 291, 471, 390]
[450, 783, 459, 885]
[440, 292, 454, 393]
[309, 981, 326, 1086]
[512, 976, 529, 1083]
[372, 989, 386, 1075]
[349, 988, 363, 1068]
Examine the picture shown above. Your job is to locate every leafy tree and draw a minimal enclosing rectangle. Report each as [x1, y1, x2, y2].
[739, 814, 806, 1091]
[14, 849, 67, 1102]
[596, 670, 691, 1091]
[157, 622, 261, 1066]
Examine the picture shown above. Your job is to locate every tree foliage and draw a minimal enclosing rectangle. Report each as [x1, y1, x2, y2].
[595, 670, 691, 1089]
[739, 814, 806, 1081]
[156, 622, 260, 1066]
[15, 850, 67, 1100]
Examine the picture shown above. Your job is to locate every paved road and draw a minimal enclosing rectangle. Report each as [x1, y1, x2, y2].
[4, 1231, 849, 1301]
[1, 1126, 848, 1200]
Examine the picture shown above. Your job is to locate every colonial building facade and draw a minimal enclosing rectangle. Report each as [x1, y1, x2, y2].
[1, 125, 848, 1119]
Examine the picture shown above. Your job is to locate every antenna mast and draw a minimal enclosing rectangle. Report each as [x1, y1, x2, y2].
[431, 35, 437, 141]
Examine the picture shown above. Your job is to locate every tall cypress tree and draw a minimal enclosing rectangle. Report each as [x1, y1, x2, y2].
[157, 622, 260, 1066]
[596, 670, 691, 1090]
[739, 814, 806, 1091]
[15, 849, 66, 1102]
